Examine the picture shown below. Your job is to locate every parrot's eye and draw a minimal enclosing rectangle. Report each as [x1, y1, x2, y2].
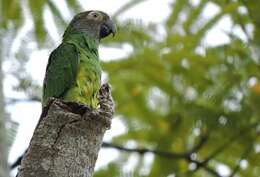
[88, 11, 102, 21]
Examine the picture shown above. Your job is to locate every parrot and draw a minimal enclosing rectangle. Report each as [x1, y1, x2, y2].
[42, 10, 116, 109]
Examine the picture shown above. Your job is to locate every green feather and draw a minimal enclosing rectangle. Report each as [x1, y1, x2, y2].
[42, 32, 101, 108]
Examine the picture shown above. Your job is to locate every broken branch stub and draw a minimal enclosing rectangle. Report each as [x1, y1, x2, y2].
[17, 83, 114, 177]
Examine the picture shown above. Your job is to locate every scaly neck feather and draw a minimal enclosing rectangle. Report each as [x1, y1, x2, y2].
[63, 28, 99, 58]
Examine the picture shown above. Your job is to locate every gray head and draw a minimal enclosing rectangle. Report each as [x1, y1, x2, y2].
[65, 10, 116, 40]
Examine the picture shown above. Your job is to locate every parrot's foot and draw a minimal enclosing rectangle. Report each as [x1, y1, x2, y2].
[98, 83, 114, 113]
[92, 83, 114, 129]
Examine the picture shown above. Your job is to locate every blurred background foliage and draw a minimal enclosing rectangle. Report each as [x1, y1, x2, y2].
[0, 0, 260, 177]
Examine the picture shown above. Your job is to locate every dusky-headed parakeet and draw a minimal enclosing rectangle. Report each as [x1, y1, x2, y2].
[42, 10, 116, 108]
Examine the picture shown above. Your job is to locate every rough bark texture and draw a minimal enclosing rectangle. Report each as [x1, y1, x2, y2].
[17, 84, 114, 177]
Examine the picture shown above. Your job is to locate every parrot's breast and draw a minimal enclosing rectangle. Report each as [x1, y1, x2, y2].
[64, 47, 101, 108]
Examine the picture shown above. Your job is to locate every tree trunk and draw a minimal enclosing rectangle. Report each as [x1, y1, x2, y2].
[17, 84, 114, 177]
[0, 34, 10, 177]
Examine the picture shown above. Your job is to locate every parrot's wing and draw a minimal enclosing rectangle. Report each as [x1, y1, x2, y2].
[43, 43, 79, 104]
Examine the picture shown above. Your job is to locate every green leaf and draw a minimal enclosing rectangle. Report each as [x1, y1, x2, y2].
[47, 0, 67, 28]
[0, 0, 23, 29]
[28, 0, 46, 45]
[65, 0, 82, 13]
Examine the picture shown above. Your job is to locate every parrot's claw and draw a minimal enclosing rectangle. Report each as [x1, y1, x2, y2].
[95, 83, 114, 129]
[99, 83, 111, 97]
[98, 84, 114, 109]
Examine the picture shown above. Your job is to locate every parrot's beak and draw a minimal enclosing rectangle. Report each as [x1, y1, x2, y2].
[100, 19, 116, 38]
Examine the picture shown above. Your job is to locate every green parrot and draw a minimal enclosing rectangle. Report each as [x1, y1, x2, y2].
[42, 10, 116, 109]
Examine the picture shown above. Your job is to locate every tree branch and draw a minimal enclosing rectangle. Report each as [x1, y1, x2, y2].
[202, 122, 259, 165]
[102, 142, 187, 158]
[185, 122, 259, 177]
[103, 134, 221, 177]
[103, 133, 208, 159]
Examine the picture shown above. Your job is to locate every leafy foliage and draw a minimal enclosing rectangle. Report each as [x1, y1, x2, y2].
[100, 0, 260, 177]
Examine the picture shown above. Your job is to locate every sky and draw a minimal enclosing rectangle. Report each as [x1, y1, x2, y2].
[4, 0, 244, 176]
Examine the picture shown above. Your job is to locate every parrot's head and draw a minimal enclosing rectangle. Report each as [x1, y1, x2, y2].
[67, 10, 116, 40]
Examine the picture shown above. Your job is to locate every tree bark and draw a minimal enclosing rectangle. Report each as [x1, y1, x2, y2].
[16, 84, 114, 177]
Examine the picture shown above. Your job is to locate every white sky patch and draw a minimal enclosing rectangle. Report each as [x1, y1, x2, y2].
[8, 102, 42, 163]
[78, 0, 126, 15]
[185, 87, 198, 101]
[95, 148, 119, 169]
[255, 144, 260, 153]
[240, 159, 248, 169]
[100, 43, 133, 61]
[203, 15, 232, 46]
[189, 0, 200, 7]
[148, 87, 169, 115]
[4, 75, 27, 100]
[193, 127, 201, 136]
[103, 117, 127, 141]
[167, 174, 176, 177]
[195, 46, 206, 56]
[246, 24, 254, 37]
[232, 25, 248, 42]
[202, 2, 221, 19]
[44, 6, 61, 44]
[50, 0, 71, 21]
[96, 118, 126, 168]
[118, 0, 172, 24]
[123, 153, 140, 174]
[2, 60, 14, 75]
[156, 24, 167, 41]
[248, 77, 257, 87]
[237, 6, 248, 15]
[218, 115, 227, 125]
[26, 49, 50, 84]
[140, 153, 154, 175]
[216, 164, 231, 176]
